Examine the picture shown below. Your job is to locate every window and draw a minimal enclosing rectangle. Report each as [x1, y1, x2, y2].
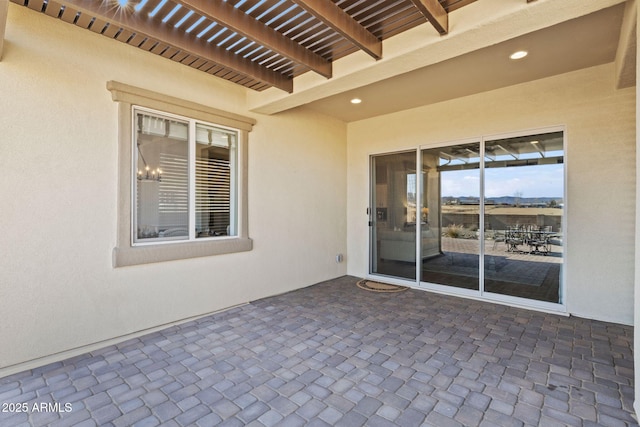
[108, 81, 255, 267]
[134, 108, 238, 244]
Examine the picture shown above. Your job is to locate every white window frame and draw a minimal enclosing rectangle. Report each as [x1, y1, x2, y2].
[108, 81, 255, 267]
[131, 106, 239, 246]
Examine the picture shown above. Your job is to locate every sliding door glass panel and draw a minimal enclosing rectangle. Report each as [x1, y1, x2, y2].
[371, 152, 417, 280]
[483, 131, 564, 303]
[420, 143, 480, 290]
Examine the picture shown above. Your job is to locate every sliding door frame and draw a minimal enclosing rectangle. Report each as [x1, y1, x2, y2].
[367, 126, 567, 314]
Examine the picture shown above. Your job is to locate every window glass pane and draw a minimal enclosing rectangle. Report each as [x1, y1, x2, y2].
[195, 124, 237, 238]
[134, 111, 189, 242]
[484, 131, 564, 303]
[371, 151, 417, 280]
[421, 142, 480, 290]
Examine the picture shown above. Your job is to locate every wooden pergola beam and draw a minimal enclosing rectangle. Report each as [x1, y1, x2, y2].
[409, 0, 448, 35]
[176, 0, 332, 79]
[0, 0, 8, 61]
[290, 0, 382, 60]
[61, 0, 293, 92]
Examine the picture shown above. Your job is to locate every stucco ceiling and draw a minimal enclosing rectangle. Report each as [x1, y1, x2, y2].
[302, 3, 626, 122]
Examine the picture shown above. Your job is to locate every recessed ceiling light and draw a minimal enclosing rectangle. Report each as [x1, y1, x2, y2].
[510, 50, 528, 60]
[350, 98, 362, 104]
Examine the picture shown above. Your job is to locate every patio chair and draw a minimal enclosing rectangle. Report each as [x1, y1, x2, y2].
[527, 230, 549, 255]
[492, 231, 505, 250]
[505, 228, 524, 252]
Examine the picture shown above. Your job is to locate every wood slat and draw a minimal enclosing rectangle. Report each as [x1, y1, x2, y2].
[244, 1, 275, 20]
[288, 20, 324, 43]
[232, 0, 257, 14]
[442, 0, 476, 12]
[89, 17, 109, 34]
[127, 33, 148, 47]
[12, 0, 477, 92]
[316, 38, 356, 60]
[336, 0, 368, 14]
[278, 15, 320, 39]
[365, 6, 417, 30]
[175, 10, 202, 31]
[230, 38, 259, 56]
[115, 28, 134, 42]
[161, 46, 181, 58]
[161, 2, 190, 27]
[182, 54, 201, 66]
[296, 25, 334, 49]
[175, 0, 332, 78]
[360, 0, 409, 24]
[74, 11, 93, 28]
[344, 0, 386, 20]
[361, 3, 416, 33]
[242, 46, 270, 63]
[102, 23, 121, 38]
[216, 33, 244, 50]
[291, 0, 382, 59]
[229, 73, 250, 84]
[205, 64, 226, 75]
[140, 37, 159, 50]
[302, 29, 340, 52]
[150, 42, 169, 54]
[57, 0, 293, 91]
[190, 58, 207, 69]
[59, 5, 78, 23]
[145, 0, 171, 16]
[44, 0, 63, 18]
[265, 5, 304, 31]
[409, 0, 448, 34]
[170, 51, 190, 62]
[27, 0, 45, 12]
[368, 10, 422, 38]
[213, 68, 233, 79]
[378, 16, 424, 39]
[256, 2, 294, 26]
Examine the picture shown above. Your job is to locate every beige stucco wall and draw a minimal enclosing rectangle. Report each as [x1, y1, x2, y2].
[634, 0, 640, 417]
[347, 63, 636, 325]
[0, 5, 347, 372]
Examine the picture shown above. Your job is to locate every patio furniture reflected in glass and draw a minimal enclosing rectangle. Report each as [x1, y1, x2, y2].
[527, 227, 553, 255]
[505, 227, 525, 252]
[502, 225, 556, 255]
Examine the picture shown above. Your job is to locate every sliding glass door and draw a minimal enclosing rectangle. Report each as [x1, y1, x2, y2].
[370, 128, 564, 307]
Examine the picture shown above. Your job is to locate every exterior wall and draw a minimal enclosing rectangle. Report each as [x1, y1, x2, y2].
[0, 5, 347, 372]
[347, 63, 636, 325]
[634, 0, 640, 417]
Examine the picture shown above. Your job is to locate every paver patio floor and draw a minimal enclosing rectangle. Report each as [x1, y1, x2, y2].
[0, 276, 636, 426]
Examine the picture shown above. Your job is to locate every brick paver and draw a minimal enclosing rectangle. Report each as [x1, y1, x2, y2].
[0, 276, 636, 426]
